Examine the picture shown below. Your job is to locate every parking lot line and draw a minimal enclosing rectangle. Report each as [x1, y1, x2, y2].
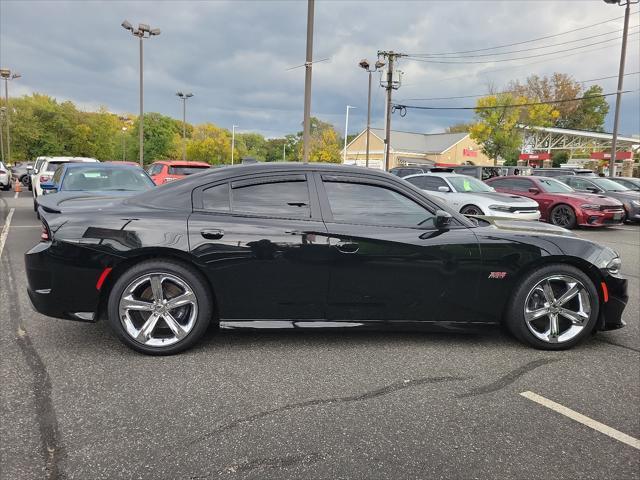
[14, 191, 19, 199]
[0, 208, 15, 259]
[520, 391, 640, 450]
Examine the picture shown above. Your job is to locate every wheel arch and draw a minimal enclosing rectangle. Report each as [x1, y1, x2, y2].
[96, 248, 219, 322]
[460, 203, 484, 215]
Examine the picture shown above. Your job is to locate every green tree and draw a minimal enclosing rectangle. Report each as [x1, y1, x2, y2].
[186, 123, 231, 164]
[128, 112, 181, 163]
[294, 117, 342, 163]
[564, 85, 609, 132]
[446, 122, 473, 133]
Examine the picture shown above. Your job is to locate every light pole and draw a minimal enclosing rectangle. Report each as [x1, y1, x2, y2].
[603, 0, 637, 177]
[0, 108, 5, 164]
[0, 69, 21, 165]
[231, 125, 238, 164]
[343, 105, 356, 163]
[359, 59, 385, 168]
[176, 92, 193, 162]
[121, 127, 127, 161]
[302, 0, 315, 163]
[283, 141, 286, 161]
[121, 20, 160, 167]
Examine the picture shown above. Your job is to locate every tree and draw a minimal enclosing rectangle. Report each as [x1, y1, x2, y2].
[295, 117, 342, 163]
[446, 122, 473, 133]
[564, 85, 609, 132]
[469, 94, 525, 165]
[186, 123, 231, 164]
[552, 151, 570, 167]
[237, 132, 267, 160]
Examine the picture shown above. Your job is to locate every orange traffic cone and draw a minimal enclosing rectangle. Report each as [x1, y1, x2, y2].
[14, 180, 22, 193]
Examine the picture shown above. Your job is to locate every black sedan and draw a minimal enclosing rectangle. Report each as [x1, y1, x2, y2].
[25, 164, 628, 355]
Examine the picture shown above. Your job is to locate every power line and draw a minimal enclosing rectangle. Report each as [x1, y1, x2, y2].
[392, 90, 637, 114]
[405, 11, 639, 57]
[405, 32, 640, 64]
[398, 72, 640, 102]
[407, 25, 639, 59]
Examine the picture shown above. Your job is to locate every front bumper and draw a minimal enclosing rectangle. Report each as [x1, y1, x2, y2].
[623, 204, 640, 222]
[577, 208, 624, 227]
[488, 210, 540, 221]
[598, 274, 628, 331]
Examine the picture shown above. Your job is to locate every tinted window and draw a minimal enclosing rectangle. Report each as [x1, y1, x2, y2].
[62, 167, 155, 191]
[537, 178, 574, 193]
[456, 167, 477, 176]
[591, 178, 629, 191]
[52, 166, 64, 184]
[490, 178, 533, 191]
[324, 181, 434, 228]
[448, 176, 493, 192]
[169, 165, 210, 175]
[232, 178, 310, 218]
[481, 167, 502, 180]
[148, 164, 163, 175]
[406, 176, 447, 191]
[44, 161, 66, 172]
[202, 183, 230, 211]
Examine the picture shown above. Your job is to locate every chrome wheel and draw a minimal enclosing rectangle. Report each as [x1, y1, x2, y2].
[524, 275, 591, 344]
[551, 205, 574, 227]
[118, 272, 198, 347]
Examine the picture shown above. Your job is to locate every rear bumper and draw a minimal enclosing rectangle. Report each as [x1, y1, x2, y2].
[25, 241, 106, 322]
[598, 274, 628, 331]
[577, 209, 624, 227]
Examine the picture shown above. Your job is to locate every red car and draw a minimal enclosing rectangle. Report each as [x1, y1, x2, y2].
[485, 175, 625, 228]
[146, 160, 211, 185]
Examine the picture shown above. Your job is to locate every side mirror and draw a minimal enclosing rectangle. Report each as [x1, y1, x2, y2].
[528, 187, 540, 194]
[586, 187, 600, 193]
[41, 182, 58, 194]
[435, 210, 453, 229]
[437, 186, 451, 192]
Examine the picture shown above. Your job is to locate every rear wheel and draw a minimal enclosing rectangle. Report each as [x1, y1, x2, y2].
[550, 204, 576, 229]
[506, 264, 599, 350]
[460, 204, 484, 216]
[20, 175, 30, 187]
[107, 259, 212, 355]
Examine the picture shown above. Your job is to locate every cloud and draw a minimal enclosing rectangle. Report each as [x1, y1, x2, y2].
[1, 0, 638, 138]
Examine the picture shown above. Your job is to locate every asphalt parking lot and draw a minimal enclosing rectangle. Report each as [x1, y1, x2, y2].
[1, 188, 638, 480]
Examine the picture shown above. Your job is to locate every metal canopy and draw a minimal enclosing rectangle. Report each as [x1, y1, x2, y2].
[518, 125, 639, 155]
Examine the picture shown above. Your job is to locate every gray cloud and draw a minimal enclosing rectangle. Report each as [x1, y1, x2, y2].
[1, 0, 638, 138]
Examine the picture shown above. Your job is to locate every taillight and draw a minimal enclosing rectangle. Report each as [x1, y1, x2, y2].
[41, 221, 51, 242]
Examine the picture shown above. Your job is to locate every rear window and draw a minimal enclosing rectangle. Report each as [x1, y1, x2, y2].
[168, 165, 210, 175]
[62, 167, 155, 191]
[45, 161, 67, 172]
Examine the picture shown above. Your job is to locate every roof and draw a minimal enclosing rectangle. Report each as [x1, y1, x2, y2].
[368, 129, 468, 154]
[61, 162, 143, 170]
[518, 125, 639, 145]
[154, 160, 211, 166]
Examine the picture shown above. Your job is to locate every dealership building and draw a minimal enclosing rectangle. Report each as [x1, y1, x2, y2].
[341, 128, 493, 170]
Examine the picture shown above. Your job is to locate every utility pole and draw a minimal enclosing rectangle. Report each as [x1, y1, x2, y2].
[231, 125, 238, 164]
[283, 142, 286, 161]
[121, 21, 160, 167]
[302, 0, 314, 163]
[0, 69, 20, 165]
[343, 105, 356, 162]
[0, 108, 4, 164]
[603, 0, 636, 177]
[359, 59, 385, 168]
[377, 51, 404, 171]
[176, 92, 194, 161]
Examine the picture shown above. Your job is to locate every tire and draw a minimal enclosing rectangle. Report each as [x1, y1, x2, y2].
[107, 259, 213, 355]
[550, 204, 577, 229]
[20, 175, 30, 187]
[460, 204, 484, 216]
[506, 264, 599, 350]
[33, 198, 38, 212]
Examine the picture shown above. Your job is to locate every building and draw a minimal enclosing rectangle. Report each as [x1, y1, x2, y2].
[341, 128, 493, 169]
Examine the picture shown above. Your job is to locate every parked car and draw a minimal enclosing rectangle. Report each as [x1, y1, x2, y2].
[29, 156, 49, 191]
[32, 157, 99, 211]
[404, 170, 540, 220]
[147, 160, 211, 185]
[452, 165, 503, 180]
[556, 175, 640, 223]
[531, 168, 596, 177]
[0, 161, 12, 191]
[9, 161, 33, 187]
[485, 175, 625, 229]
[608, 176, 640, 192]
[388, 166, 429, 178]
[26, 163, 627, 355]
[500, 166, 533, 176]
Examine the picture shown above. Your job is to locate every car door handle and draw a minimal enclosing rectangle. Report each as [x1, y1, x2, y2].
[335, 241, 359, 254]
[201, 229, 224, 240]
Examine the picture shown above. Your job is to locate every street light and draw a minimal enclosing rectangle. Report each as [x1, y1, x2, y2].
[343, 105, 356, 163]
[231, 125, 238, 164]
[121, 127, 128, 161]
[121, 20, 160, 167]
[359, 59, 385, 168]
[602, 0, 637, 177]
[0, 68, 21, 165]
[176, 92, 194, 162]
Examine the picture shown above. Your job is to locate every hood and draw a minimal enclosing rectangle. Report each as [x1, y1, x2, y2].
[36, 191, 133, 214]
[474, 192, 538, 205]
[603, 190, 640, 202]
[476, 217, 576, 237]
[554, 192, 623, 206]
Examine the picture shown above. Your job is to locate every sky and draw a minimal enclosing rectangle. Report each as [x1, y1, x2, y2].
[1, 0, 639, 139]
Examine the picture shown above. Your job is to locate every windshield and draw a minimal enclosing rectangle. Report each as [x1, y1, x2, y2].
[168, 165, 210, 175]
[591, 178, 630, 191]
[538, 178, 575, 193]
[448, 176, 494, 193]
[62, 167, 155, 191]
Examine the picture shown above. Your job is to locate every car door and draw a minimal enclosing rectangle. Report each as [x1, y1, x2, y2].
[188, 172, 331, 321]
[315, 173, 482, 323]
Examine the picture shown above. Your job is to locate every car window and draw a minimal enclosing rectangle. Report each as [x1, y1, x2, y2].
[448, 176, 493, 192]
[492, 178, 532, 191]
[202, 183, 231, 212]
[405, 176, 446, 191]
[481, 167, 501, 180]
[52, 166, 64, 184]
[591, 178, 629, 191]
[168, 165, 210, 175]
[62, 167, 155, 191]
[148, 164, 163, 176]
[323, 180, 434, 228]
[567, 177, 594, 191]
[44, 161, 66, 172]
[537, 178, 574, 193]
[231, 177, 310, 218]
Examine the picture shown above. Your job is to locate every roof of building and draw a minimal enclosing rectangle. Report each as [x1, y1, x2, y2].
[517, 125, 639, 145]
[367, 129, 468, 154]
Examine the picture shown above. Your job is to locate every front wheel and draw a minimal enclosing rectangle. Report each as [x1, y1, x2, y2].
[460, 205, 484, 216]
[107, 259, 213, 355]
[506, 264, 599, 350]
[550, 204, 577, 229]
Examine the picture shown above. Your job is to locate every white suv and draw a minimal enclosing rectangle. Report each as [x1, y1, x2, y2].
[0, 161, 12, 191]
[32, 157, 99, 210]
[404, 170, 541, 220]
